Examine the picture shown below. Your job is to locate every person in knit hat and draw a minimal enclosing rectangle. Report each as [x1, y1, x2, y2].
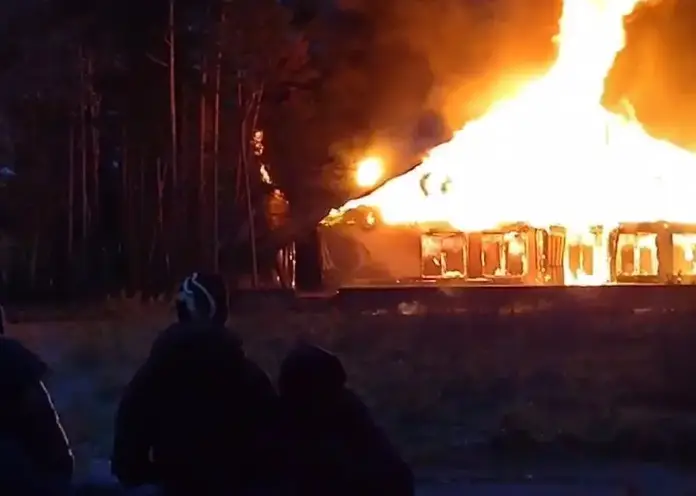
[112, 272, 281, 496]
[174, 272, 229, 326]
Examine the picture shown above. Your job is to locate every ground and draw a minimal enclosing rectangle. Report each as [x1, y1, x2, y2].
[8, 297, 696, 493]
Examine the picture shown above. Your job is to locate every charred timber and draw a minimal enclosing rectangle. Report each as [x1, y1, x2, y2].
[313, 209, 696, 289]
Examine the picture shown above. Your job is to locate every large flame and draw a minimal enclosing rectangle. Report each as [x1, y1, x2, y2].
[331, 0, 696, 285]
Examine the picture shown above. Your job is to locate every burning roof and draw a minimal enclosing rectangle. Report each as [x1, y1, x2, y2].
[328, 0, 696, 234]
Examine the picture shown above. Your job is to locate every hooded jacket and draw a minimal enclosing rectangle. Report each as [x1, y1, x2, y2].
[278, 344, 414, 496]
[0, 337, 74, 492]
[112, 273, 279, 495]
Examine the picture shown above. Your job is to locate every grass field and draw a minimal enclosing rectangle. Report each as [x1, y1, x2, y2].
[9, 298, 696, 482]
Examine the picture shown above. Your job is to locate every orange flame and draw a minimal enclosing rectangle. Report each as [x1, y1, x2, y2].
[330, 0, 696, 284]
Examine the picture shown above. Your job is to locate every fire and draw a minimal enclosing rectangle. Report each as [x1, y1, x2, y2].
[332, 0, 696, 285]
[355, 156, 384, 187]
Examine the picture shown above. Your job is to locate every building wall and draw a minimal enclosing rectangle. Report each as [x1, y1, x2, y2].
[319, 224, 422, 286]
[319, 222, 548, 287]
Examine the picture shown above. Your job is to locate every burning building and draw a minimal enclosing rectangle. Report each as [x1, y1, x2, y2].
[318, 0, 696, 288]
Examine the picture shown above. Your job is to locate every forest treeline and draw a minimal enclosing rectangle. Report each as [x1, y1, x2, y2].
[0, 0, 690, 302]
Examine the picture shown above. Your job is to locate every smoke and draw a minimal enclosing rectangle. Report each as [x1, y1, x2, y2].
[606, 0, 696, 148]
[330, 0, 696, 166]
[356, 0, 563, 133]
[351, 0, 696, 152]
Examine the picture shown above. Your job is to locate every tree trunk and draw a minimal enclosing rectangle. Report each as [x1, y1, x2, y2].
[245, 89, 264, 288]
[149, 158, 167, 269]
[212, 13, 222, 273]
[67, 123, 74, 256]
[167, 0, 178, 280]
[79, 46, 89, 241]
[138, 157, 146, 289]
[122, 126, 133, 290]
[199, 56, 208, 267]
[236, 78, 261, 288]
[87, 54, 100, 216]
[168, 0, 178, 184]
[242, 135, 259, 287]
[29, 231, 40, 288]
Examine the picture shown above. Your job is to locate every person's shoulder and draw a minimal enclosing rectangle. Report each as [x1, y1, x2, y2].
[156, 322, 239, 341]
[157, 322, 195, 342]
[0, 337, 47, 394]
[334, 389, 381, 427]
[150, 322, 244, 359]
[220, 325, 244, 348]
[150, 322, 199, 352]
[338, 389, 369, 412]
[0, 337, 46, 379]
[243, 356, 272, 384]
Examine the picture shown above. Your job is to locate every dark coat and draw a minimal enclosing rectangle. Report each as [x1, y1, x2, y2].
[278, 344, 414, 496]
[111, 322, 280, 495]
[0, 337, 73, 494]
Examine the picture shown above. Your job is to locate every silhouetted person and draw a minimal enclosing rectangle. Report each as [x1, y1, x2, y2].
[111, 272, 280, 496]
[0, 305, 74, 495]
[278, 344, 414, 496]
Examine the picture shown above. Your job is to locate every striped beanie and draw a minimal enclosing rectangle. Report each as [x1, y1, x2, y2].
[176, 272, 229, 325]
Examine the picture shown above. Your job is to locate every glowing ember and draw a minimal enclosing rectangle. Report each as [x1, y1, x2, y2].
[332, 0, 696, 285]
